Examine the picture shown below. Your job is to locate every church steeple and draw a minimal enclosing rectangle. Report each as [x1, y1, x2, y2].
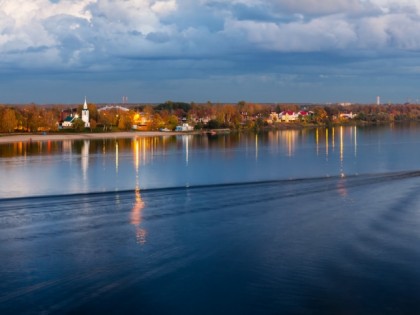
[82, 97, 90, 128]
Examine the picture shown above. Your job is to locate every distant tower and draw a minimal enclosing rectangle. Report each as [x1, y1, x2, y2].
[82, 97, 90, 128]
[376, 96, 380, 105]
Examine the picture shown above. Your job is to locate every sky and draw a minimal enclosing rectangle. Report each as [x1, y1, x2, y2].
[1, 0, 420, 104]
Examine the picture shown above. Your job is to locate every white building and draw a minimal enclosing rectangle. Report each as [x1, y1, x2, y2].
[339, 112, 356, 119]
[82, 97, 90, 128]
[279, 111, 299, 122]
[62, 115, 77, 128]
[175, 123, 194, 132]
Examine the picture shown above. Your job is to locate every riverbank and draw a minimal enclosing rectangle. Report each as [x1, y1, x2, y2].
[0, 131, 203, 144]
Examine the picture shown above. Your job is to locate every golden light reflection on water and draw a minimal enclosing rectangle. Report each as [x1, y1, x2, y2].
[354, 126, 357, 157]
[325, 128, 329, 158]
[340, 126, 344, 163]
[267, 130, 299, 157]
[336, 126, 359, 178]
[255, 133, 258, 161]
[283, 130, 297, 157]
[131, 186, 146, 245]
[115, 141, 119, 173]
[131, 137, 148, 245]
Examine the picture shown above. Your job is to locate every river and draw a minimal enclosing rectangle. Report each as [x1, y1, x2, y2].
[1, 124, 420, 314]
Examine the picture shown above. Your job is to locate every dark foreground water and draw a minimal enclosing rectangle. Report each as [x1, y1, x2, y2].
[2, 126, 420, 314]
[3, 173, 420, 314]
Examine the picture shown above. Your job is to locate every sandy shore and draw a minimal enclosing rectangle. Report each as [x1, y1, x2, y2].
[0, 131, 199, 144]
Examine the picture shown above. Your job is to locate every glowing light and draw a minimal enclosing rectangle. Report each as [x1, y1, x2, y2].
[81, 140, 89, 181]
[255, 133, 258, 160]
[131, 138, 147, 245]
[339, 126, 345, 180]
[280, 130, 297, 157]
[131, 186, 147, 245]
[337, 178, 348, 197]
[326, 128, 329, 158]
[354, 126, 357, 157]
[115, 141, 119, 173]
[134, 139, 140, 171]
[316, 128, 319, 156]
[183, 135, 190, 165]
[340, 126, 344, 163]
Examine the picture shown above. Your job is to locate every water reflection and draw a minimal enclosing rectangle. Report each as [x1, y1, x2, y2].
[337, 177, 348, 197]
[182, 135, 191, 165]
[131, 138, 147, 245]
[63, 140, 72, 154]
[255, 133, 258, 161]
[325, 128, 329, 159]
[354, 126, 357, 157]
[81, 140, 89, 181]
[2, 126, 416, 199]
[115, 141, 119, 173]
[281, 130, 297, 157]
[340, 126, 344, 163]
[131, 186, 146, 245]
[266, 130, 298, 157]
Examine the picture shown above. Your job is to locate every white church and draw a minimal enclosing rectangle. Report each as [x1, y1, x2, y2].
[81, 97, 90, 128]
[61, 97, 90, 128]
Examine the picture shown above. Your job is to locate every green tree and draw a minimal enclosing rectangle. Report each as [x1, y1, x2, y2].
[206, 119, 220, 129]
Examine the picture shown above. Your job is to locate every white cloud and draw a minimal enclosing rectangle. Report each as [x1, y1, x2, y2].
[152, 0, 177, 15]
[0, 0, 420, 76]
[221, 0, 420, 53]
[226, 15, 358, 52]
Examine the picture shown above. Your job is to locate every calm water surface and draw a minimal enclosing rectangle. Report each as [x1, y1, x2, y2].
[2, 125, 420, 314]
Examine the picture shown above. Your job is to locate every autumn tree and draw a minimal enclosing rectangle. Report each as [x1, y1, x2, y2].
[0, 108, 17, 133]
[73, 118, 86, 132]
[98, 111, 114, 130]
[24, 105, 42, 132]
[313, 107, 328, 123]
[89, 119, 97, 131]
[41, 110, 59, 131]
[117, 112, 132, 130]
[150, 113, 165, 130]
[165, 114, 179, 130]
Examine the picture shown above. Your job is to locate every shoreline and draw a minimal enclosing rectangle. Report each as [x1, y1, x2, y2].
[0, 131, 202, 144]
[0, 121, 411, 144]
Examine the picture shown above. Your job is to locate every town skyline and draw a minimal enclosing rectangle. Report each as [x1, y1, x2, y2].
[2, 1, 420, 104]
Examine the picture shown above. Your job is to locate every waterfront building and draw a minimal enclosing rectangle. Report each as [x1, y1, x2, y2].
[82, 97, 90, 128]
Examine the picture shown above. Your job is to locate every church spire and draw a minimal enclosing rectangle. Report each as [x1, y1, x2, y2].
[81, 96, 90, 128]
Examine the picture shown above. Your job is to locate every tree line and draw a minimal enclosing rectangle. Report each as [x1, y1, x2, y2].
[2, 101, 420, 133]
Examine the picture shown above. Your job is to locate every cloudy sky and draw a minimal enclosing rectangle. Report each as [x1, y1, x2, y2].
[1, 0, 420, 104]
